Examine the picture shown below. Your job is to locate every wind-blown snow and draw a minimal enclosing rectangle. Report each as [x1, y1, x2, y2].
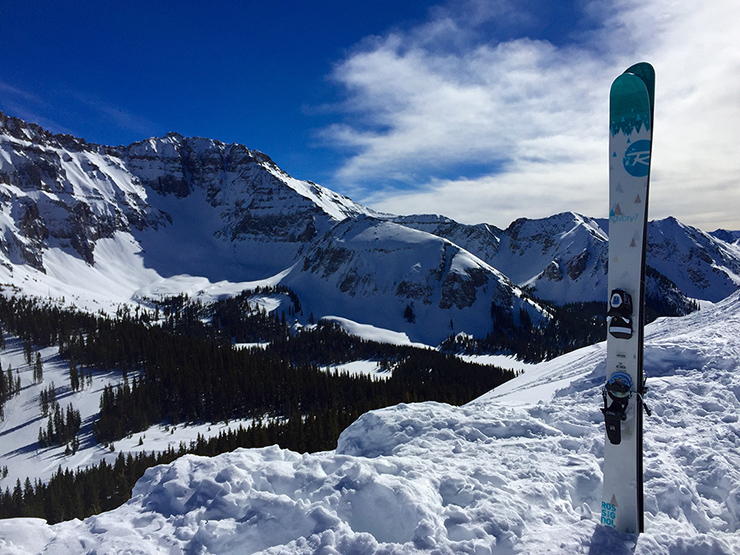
[2, 294, 740, 553]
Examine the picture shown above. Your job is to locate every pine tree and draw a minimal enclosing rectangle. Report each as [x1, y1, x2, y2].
[23, 340, 32, 366]
[33, 352, 43, 383]
[403, 303, 416, 323]
[69, 361, 79, 392]
[6, 366, 13, 396]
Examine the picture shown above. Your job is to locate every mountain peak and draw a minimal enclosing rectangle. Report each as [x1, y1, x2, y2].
[0, 110, 91, 152]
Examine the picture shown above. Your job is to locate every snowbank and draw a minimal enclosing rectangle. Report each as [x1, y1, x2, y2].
[1, 294, 740, 554]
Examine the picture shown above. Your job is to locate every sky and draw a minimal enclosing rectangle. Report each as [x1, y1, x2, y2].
[1, 0, 739, 231]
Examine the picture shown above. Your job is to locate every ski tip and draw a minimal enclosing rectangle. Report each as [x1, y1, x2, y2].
[609, 73, 651, 136]
[624, 62, 654, 80]
[623, 62, 655, 112]
[610, 72, 649, 96]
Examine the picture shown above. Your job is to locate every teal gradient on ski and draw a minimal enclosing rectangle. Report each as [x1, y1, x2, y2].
[609, 73, 652, 137]
[625, 62, 655, 118]
[602, 62, 654, 535]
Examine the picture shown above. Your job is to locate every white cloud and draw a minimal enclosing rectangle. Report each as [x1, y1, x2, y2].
[324, 0, 740, 231]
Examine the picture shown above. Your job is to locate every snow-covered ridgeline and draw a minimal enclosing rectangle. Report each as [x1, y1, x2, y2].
[3, 111, 740, 348]
[2, 293, 738, 554]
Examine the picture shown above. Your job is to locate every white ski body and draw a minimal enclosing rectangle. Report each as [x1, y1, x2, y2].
[601, 65, 654, 535]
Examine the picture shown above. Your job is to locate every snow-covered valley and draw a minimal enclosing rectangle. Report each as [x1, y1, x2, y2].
[2, 291, 738, 554]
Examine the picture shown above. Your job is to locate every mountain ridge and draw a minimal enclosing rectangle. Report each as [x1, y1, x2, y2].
[1, 110, 739, 346]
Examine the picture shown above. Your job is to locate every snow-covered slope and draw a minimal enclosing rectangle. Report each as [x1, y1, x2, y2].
[284, 215, 544, 345]
[648, 217, 740, 301]
[493, 212, 608, 303]
[123, 133, 373, 281]
[711, 228, 740, 245]
[394, 212, 611, 303]
[2, 292, 738, 554]
[0, 112, 371, 284]
[399, 211, 740, 306]
[2, 111, 548, 344]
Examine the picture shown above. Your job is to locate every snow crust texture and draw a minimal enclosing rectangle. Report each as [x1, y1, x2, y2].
[2, 293, 739, 554]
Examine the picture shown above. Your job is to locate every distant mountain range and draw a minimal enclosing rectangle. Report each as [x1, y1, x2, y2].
[1, 110, 739, 345]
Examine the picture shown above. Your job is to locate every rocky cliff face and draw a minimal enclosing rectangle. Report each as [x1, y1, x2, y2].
[2, 111, 533, 344]
[0, 111, 162, 269]
[0, 112, 368, 277]
[390, 212, 609, 303]
[121, 134, 367, 245]
[647, 217, 740, 302]
[284, 215, 540, 345]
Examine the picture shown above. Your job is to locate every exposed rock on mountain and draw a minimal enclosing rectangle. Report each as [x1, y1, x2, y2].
[647, 216, 740, 301]
[397, 211, 740, 309]
[0, 111, 163, 269]
[285, 215, 539, 344]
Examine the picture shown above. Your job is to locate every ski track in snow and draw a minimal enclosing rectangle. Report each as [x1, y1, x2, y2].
[1, 294, 740, 554]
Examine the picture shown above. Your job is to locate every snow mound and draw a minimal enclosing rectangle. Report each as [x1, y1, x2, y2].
[2, 294, 740, 554]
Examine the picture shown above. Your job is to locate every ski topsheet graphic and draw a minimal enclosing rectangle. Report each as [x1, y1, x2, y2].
[601, 62, 654, 535]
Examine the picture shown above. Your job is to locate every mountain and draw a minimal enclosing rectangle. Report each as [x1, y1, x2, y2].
[396, 211, 740, 306]
[123, 133, 372, 281]
[1, 110, 739, 347]
[0, 112, 370, 281]
[0, 111, 541, 346]
[284, 215, 542, 345]
[2, 111, 740, 554]
[648, 217, 740, 302]
[711, 228, 740, 245]
[2, 289, 738, 553]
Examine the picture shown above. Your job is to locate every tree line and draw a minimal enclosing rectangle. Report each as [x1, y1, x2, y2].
[0, 415, 357, 523]
[442, 276, 699, 362]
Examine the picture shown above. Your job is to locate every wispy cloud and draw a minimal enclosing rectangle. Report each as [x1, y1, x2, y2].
[323, 0, 740, 230]
[0, 81, 44, 103]
[0, 81, 77, 135]
[0, 80, 157, 145]
[71, 92, 157, 140]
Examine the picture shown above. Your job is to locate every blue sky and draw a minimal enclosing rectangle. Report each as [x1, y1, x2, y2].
[2, 0, 740, 230]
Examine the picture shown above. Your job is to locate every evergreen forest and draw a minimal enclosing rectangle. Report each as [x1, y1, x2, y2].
[0, 291, 514, 523]
[0, 279, 696, 524]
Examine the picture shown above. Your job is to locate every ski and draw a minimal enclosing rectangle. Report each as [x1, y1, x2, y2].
[601, 62, 654, 535]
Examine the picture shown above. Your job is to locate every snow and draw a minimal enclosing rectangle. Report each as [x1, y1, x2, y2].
[320, 360, 391, 380]
[285, 216, 528, 346]
[3, 292, 740, 552]
[274, 172, 374, 224]
[0, 230, 291, 316]
[4, 116, 739, 347]
[321, 316, 429, 348]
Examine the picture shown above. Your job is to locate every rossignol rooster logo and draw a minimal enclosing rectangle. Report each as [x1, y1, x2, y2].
[623, 140, 651, 177]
